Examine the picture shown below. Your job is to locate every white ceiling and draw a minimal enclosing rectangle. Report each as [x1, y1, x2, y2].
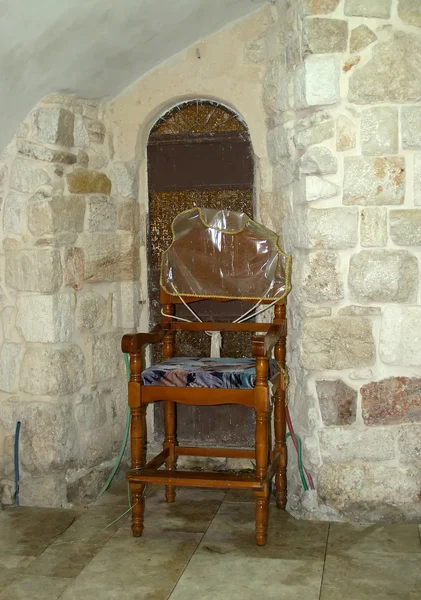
[0, 0, 266, 150]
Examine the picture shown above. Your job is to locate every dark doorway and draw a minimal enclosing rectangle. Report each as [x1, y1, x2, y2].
[147, 100, 255, 447]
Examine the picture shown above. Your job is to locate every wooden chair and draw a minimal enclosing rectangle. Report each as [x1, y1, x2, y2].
[121, 209, 289, 546]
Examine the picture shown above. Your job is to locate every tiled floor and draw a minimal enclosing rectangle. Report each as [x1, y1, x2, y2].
[1, 482, 420, 599]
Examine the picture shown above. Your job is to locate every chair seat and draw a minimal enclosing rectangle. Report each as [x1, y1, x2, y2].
[141, 357, 279, 389]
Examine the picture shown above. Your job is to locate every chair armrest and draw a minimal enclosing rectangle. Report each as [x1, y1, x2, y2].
[252, 324, 283, 358]
[121, 324, 168, 354]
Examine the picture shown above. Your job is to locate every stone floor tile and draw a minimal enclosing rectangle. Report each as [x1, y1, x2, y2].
[23, 541, 101, 579]
[59, 533, 201, 600]
[53, 505, 130, 547]
[169, 552, 324, 600]
[199, 501, 328, 560]
[0, 554, 35, 592]
[328, 522, 421, 556]
[0, 575, 70, 600]
[0, 506, 82, 556]
[320, 552, 421, 600]
[115, 486, 225, 537]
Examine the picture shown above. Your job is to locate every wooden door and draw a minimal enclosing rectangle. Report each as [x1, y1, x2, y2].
[147, 100, 255, 447]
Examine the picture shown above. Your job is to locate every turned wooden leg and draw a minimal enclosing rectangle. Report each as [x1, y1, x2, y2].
[254, 486, 270, 547]
[254, 382, 269, 546]
[274, 303, 287, 510]
[130, 400, 146, 536]
[164, 400, 177, 503]
[130, 483, 145, 537]
[274, 383, 287, 509]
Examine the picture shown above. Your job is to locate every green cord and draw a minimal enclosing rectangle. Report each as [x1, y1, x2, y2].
[286, 432, 309, 492]
[97, 354, 132, 500]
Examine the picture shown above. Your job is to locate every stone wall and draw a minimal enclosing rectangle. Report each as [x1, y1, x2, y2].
[0, 94, 140, 506]
[266, 0, 421, 520]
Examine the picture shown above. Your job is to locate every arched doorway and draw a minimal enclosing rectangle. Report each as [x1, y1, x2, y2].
[147, 99, 255, 447]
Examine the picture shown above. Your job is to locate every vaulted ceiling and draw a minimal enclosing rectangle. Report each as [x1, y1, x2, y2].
[0, 0, 266, 150]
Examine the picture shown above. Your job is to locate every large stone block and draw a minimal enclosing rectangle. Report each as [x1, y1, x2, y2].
[75, 391, 107, 430]
[350, 25, 377, 53]
[0, 343, 21, 393]
[267, 125, 290, 162]
[0, 398, 78, 473]
[117, 198, 140, 231]
[301, 317, 375, 370]
[296, 176, 338, 203]
[380, 306, 421, 366]
[303, 0, 340, 14]
[360, 208, 387, 247]
[32, 108, 74, 146]
[28, 193, 85, 236]
[10, 159, 50, 193]
[3, 192, 25, 235]
[297, 251, 344, 303]
[85, 332, 124, 384]
[349, 31, 421, 104]
[294, 56, 340, 108]
[76, 292, 107, 330]
[401, 106, 421, 150]
[63, 247, 84, 289]
[343, 156, 405, 206]
[294, 120, 335, 150]
[16, 293, 75, 343]
[319, 463, 421, 512]
[397, 425, 421, 466]
[297, 251, 343, 303]
[415, 154, 421, 206]
[17, 140, 77, 165]
[338, 305, 381, 316]
[316, 380, 357, 426]
[319, 426, 395, 462]
[99, 377, 127, 449]
[73, 116, 90, 147]
[19, 474, 68, 508]
[5, 249, 62, 292]
[82, 233, 139, 282]
[20, 345, 86, 395]
[66, 169, 111, 195]
[86, 120, 106, 144]
[303, 18, 348, 54]
[344, 0, 391, 18]
[398, 0, 421, 27]
[299, 147, 337, 175]
[349, 250, 418, 303]
[87, 195, 117, 232]
[112, 281, 141, 329]
[112, 161, 137, 197]
[362, 377, 421, 425]
[78, 424, 114, 468]
[307, 207, 358, 249]
[336, 115, 356, 152]
[390, 209, 421, 245]
[361, 107, 398, 156]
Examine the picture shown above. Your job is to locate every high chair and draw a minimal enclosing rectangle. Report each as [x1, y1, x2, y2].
[122, 208, 291, 545]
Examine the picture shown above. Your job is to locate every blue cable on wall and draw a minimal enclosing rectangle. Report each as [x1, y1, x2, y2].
[14, 420, 21, 506]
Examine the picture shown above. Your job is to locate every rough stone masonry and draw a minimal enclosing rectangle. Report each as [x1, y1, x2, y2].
[263, 0, 421, 521]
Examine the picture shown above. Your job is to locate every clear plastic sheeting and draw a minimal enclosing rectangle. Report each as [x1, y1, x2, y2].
[160, 208, 291, 301]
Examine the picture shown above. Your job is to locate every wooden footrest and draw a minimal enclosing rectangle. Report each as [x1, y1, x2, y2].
[127, 468, 264, 490]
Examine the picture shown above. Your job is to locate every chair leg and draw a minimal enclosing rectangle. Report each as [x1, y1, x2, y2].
[130, 483, 145, 537]
[254, 486, 270, 547]
[254, 402, 269, 546]
[164, 400, 177, 503]
[130, 405, 146, 536]
[274, 383, 287, 509]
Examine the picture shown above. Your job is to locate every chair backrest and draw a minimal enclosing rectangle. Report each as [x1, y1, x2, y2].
[160, 207, 291, 304]
[159, 208, 290, 335]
